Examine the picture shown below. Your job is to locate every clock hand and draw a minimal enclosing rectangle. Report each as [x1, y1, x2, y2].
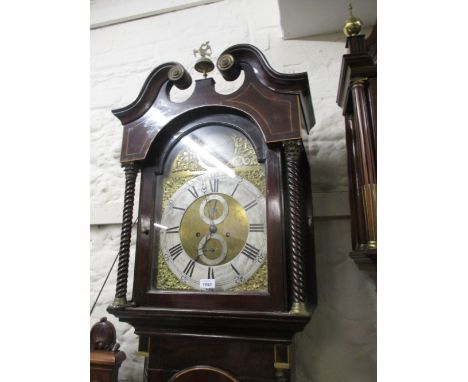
[212, 200, 218, 216]
[197, 194, 217, 263]
[198, 232, 212, 260]
[203, 194, 215, 223]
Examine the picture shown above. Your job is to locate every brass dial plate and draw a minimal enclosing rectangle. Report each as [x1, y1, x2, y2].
[154, 126, 268, 292]
[179, 194, 249, 266]
[160, 172, 266, 291]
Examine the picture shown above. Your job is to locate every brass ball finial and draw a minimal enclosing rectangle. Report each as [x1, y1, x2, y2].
[343, 3, 363, 37]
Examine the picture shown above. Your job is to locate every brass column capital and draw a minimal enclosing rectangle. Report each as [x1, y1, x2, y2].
[351, 77, 368, 87]
[283, 139, 304, 161]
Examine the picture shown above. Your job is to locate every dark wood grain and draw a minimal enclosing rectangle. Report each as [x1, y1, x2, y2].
[90, 351, 126, 382]
[90, 318, 126, 382]
[146, 337, 277, 382]
[283, 141, 307, 308]
[367, 78, 377, 147]
[112, 45, 314, 163]
[167, 366, 239, 382]
[90, 317, 117, 351]
[108, 44, 316, 381]
[113, 163, 139, 306]
[128, 113, 287, 312]
[366, 24, 377, 63]
[108, 307, 310, 343]
[345, 115, 367, 250]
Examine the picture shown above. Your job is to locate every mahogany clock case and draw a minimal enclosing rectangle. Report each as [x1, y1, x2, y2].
[111, 45, 315, 308]
[132, 110, 314, 312]
[107, 45, 317, 371]
[144, 336, 286, 382]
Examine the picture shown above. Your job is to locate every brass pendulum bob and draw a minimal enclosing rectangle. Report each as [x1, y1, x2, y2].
[193, 41, 215, 78]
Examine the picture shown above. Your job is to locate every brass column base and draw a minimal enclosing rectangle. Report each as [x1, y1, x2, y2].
[110, 297, 135, 309]
[367, 240, 377, 249]
[289, 302, 309, 316]
[274, 368, 289, 382]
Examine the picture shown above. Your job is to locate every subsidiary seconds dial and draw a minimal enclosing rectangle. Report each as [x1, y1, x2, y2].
[159, 171, 266, 291]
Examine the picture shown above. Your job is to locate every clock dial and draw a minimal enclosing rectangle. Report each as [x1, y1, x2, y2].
[160, 172, 266, 291]
[154, 125, 268, 292]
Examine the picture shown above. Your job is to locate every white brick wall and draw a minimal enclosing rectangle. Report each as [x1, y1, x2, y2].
[90, 0, 376, 381]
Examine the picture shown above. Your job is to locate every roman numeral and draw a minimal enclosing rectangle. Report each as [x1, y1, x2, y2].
[168, 243, 183, 260]
[231, 264, 240, 275]
[209, 178, 219, 193]
[208, 267, 215, 279]
[172, 206, 185, 211]
[244, 200, 258, 211]
[183, 260, 196, 278]
[187, 185, 199, 199]
[249, 223, 264, 232]
[241, 243, 259, 261]
[166, 226, 179, 234]
[231, 182, 240, 196]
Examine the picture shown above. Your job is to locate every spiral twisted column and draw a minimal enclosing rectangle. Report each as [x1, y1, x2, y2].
[112, 162, 139, 307]
[283, 140, 308, 315]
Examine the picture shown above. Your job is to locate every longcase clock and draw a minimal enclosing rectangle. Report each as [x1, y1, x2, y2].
[337, 22, 377, 283]
[107, 44, 317, 382]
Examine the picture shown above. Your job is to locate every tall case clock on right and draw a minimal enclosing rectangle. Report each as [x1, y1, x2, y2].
[337, 24, 377, 283]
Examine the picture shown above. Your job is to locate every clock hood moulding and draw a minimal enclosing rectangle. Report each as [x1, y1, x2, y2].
[112, 44, 316, 163]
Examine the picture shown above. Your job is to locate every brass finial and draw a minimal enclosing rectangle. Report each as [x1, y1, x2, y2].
[193, 41, 215, 78]
[343, 3, 363, 37]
